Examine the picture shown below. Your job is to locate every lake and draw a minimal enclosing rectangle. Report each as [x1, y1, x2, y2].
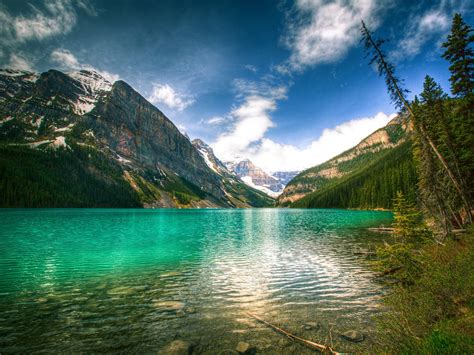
[0, 208, 393, 353]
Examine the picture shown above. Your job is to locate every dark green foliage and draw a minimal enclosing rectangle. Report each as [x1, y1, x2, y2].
[442, 13, 474, 98]
[411, 77, 468, 234]
[375, 191, 431, 284]
[0, 144, 141, 207]
[376, 228, 474, 354]
[441, 14, 474, 200]
[292, 141, 417, 209]
[173, 191, 196, 205]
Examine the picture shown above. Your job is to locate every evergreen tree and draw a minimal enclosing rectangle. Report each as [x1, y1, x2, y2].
[392, 191, 422, 241]
[361, 20, 472, 225]
[442, 13, 474, 98]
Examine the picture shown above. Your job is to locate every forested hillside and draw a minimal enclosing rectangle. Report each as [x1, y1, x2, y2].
[292, 141, 417, 209]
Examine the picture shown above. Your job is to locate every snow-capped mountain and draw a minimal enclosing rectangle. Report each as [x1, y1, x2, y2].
[192, 139, 229, 176]
[225, 159, 298, 197]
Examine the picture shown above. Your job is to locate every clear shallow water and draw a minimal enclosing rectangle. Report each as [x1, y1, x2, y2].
[0, 208, 392, 353]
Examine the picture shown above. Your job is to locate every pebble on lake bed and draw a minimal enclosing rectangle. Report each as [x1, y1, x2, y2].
[154, 301, 185, 312]
[158, 340, 191, 355]
[302, 322, 320, 330]
[236, 341, 256, 354]
[340, 330, 365, 342]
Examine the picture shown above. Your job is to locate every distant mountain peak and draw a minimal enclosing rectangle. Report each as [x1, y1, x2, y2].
[224, 159, 298, 197]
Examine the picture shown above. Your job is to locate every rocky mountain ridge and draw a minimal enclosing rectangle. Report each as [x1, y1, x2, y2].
[0, 68, 273, 208]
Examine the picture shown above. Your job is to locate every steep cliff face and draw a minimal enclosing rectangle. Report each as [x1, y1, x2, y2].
[89, 80, 226, 200]
[0, 69, 271, 208]
[278, 116, 407, 205]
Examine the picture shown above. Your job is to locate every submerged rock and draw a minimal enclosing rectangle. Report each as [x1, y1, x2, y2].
[236, 341, 256, 354]
[158, 340, 191, 354]
[340, 330, 365, 342]
[302, 322, 320, 330]
[154, 301, 185, 312]
[185, 307, 196, 314]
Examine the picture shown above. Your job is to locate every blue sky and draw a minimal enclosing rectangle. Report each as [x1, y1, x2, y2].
[1, 0, 472, 171]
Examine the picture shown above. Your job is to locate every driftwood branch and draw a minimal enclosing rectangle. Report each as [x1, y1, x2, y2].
[376, 266, 403, 278]
[247, 313, 343, 354]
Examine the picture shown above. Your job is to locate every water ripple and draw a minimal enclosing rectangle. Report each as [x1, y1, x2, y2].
[0, 208, 393, 353]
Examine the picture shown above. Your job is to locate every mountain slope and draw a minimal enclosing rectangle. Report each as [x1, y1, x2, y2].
[0, 69, 272, 208]
[278, 116, 408, 205]
[192, 139, 274, 207]
[291, 140, 417, 209]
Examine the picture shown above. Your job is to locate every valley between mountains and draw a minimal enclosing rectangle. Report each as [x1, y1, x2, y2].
[0, 68, 413, 209]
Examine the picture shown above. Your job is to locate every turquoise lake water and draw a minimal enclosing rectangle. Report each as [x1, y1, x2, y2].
[0, 208, 393, 353]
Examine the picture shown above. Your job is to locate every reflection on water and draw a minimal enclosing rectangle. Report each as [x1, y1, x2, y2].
[0, 208, 392, 353]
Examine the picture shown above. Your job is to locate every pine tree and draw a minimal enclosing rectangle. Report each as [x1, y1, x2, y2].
[442, 13, 474, 205]
[442, 13, 474, 98]
[392, 191, 422, 241]
[361, 20, 472, 225]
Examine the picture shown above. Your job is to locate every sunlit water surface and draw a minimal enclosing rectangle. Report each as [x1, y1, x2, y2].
[0, 208, 393, 353]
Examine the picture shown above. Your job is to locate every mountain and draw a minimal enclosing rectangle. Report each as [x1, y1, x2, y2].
[225, 159, 285, 197]
[278, 116, 417, 209]
[272, 171, 299, 186]
[191, 139, 274, 207]
[0, 68, 273, 208]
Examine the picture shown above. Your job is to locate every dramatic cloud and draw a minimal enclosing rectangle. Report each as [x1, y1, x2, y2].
[213, 110, 395, 172]
[284, 0, 381, 70]
[147, 83, 195, 111]
[50, 48, 119, 83]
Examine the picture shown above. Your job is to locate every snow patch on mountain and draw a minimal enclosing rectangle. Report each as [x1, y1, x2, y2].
[0, 69, 39, 82]
[67, 70, 113, 115]
[241, 176, 280, 198]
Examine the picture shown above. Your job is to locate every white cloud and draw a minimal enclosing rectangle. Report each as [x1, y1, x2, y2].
[284, 0, 381, 70]
[206, 116, 227, 125]
[14, 0, 77, 42]
[0, 0, 96, 45]
[50, 48, 119, 83]
[391, 9, 450, 60]
[7, 53, 34, 71]
[244, 64, 258, 73]
[213, 95, 277, 159]
[147, 83, 195, 111]
[51, 48, 81, 68]
[212, 110, 395, 173]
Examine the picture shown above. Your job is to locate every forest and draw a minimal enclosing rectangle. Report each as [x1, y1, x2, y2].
[359, 13, 473, 353]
